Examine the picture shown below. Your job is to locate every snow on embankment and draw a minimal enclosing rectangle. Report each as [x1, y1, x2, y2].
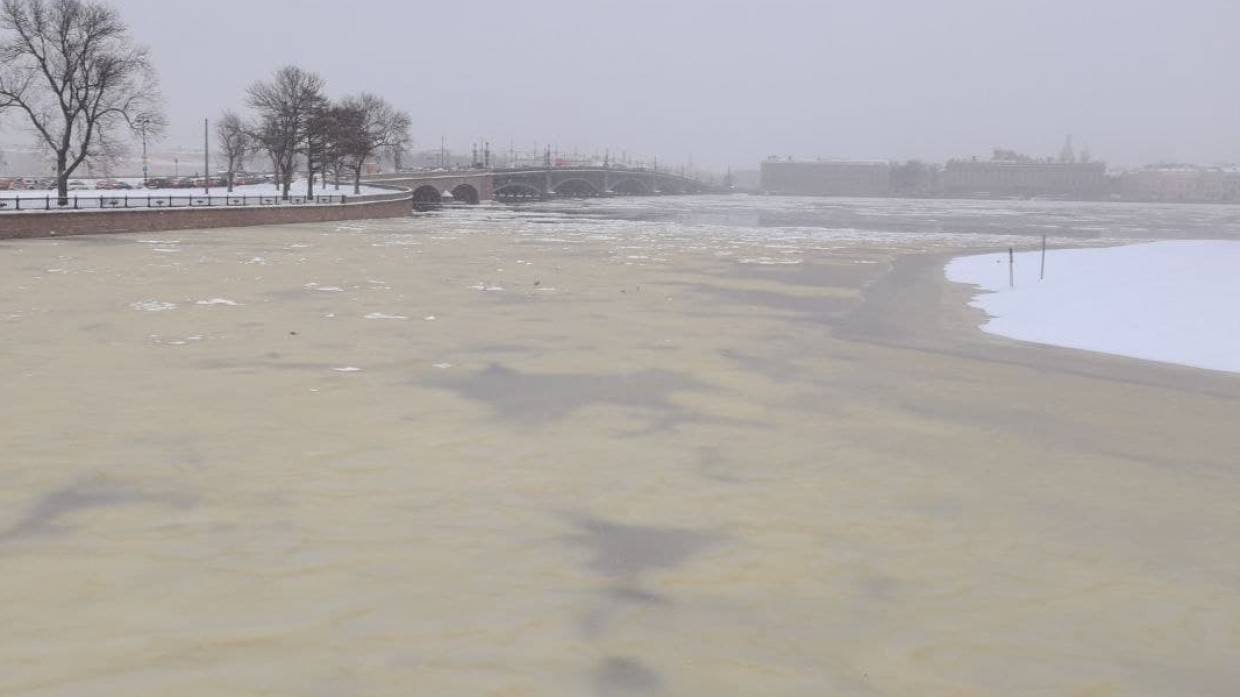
[945, 241, 1240, 373]
[0, 181, 393, 200]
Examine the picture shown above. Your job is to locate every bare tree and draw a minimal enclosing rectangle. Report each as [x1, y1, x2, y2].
[246, 66, 325, 200]
[387, 125, 413, 173]
[335, 93, 411, 194]
[309, 103, 351, 191]
[303, 99, 337, 199]
[250, 115, 289, 194]
[0, 0, 163, 202]
[215, 111, 251, 193]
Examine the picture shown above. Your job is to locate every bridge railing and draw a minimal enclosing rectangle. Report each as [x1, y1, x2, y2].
[491, 166, 719, 185]
[0, 193, 350, 212]
[332, 185, 412, 203]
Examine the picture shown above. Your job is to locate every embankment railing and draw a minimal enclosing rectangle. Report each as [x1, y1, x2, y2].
[0, 193, 350, 212]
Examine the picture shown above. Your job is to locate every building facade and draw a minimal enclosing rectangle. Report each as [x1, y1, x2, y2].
[761, 160, 892, 197]
[942, 159, 1109, 199]
[1118, 166, 1240, 203]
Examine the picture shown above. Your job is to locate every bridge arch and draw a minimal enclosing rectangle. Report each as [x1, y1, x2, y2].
[658, 179, 686, 195]
[412, 185, 443, 211]
[450, 184, 481, 205]
[553, 178, 601, 198]
[610, 177, 652, 195]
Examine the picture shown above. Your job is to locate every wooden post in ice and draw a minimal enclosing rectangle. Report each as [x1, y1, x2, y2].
[1009, 247, 1015, 288]
[1040, 235, 1047, 281]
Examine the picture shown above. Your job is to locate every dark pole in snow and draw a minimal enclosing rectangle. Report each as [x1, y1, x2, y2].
[1040, 235, 1047, 281]
[1009, 247, 1015, 288]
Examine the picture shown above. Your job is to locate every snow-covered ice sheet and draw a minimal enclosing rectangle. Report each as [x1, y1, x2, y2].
[945, 241, 1240, 373]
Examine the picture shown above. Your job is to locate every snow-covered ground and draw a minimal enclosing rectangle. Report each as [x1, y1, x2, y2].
[946, 241, 1240, 373]
[0, 180, 395, 204]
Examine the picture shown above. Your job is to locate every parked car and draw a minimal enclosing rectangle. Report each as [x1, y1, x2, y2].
[145, 177, 171, 189]
[0, 178, 15, 190]
[67, 180, 89, 191]
[95, 179, 124, 190]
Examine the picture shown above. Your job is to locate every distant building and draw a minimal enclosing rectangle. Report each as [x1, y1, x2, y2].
[1199, 168, 1240, 202]
[1118, 166, 1240, 203]
[761, 159, 892, 197]
[942, 158, 1108, 199]
[889, 160, 942, 195]
[754, 146, 1240, 204]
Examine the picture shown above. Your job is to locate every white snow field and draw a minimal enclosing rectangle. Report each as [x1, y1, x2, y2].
[946, 240, 1240, 373]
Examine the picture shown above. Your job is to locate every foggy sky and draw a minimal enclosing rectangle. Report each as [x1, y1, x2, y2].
[12, 0, 1240, 169]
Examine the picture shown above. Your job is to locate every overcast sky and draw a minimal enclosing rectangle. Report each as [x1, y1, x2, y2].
[19, 0, 1240, 169]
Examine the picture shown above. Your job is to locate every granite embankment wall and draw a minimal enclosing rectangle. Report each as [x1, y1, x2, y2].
[0, 193, 412, 240]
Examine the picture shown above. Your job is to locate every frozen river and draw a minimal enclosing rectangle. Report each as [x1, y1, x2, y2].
[2, 196, 1239, 696]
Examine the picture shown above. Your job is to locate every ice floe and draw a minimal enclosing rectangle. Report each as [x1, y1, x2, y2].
[364, 312, 408, 320]
[130, 300, 177, 312]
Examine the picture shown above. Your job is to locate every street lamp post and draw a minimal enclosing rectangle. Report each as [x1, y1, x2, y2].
[138, 118, 150, 187]
[203, 118, 210, 196]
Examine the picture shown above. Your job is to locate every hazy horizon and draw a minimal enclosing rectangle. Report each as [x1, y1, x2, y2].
[2, 0, 1238, 171]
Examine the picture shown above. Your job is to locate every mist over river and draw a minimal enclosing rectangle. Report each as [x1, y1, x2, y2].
[3, 195, 1238, 696]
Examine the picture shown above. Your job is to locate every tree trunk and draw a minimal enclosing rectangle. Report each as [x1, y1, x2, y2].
[353, 165, 363, 195]
[56, 152, 69, 205]
[269, 155, 280, 198]
[307, 155, 314, 199]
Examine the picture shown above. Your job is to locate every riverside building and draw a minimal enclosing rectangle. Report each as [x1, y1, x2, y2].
[760, 159, 892, 197]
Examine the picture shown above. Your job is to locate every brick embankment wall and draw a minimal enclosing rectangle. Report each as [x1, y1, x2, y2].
[0, 196, 412, 240]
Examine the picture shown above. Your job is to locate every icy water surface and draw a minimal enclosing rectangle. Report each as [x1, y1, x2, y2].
[440, 194, 1240, 245]
[2, 196, 1239, 696]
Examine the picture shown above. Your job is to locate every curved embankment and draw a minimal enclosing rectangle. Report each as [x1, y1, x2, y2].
[0, 189, 412, 240]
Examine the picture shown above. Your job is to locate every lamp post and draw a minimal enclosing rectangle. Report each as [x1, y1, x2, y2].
[203, 118, 210, 196]
[138, 118, 150, 187]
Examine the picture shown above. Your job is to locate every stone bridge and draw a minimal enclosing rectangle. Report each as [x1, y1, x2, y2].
[365, 166, 722, 210]
[491, 167, 720, 200]
[363, 171, 494, 211]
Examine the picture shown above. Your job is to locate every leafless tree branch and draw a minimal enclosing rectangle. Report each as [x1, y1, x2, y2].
[0, 0, 163, 201]
[246, 65, 325, 200]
